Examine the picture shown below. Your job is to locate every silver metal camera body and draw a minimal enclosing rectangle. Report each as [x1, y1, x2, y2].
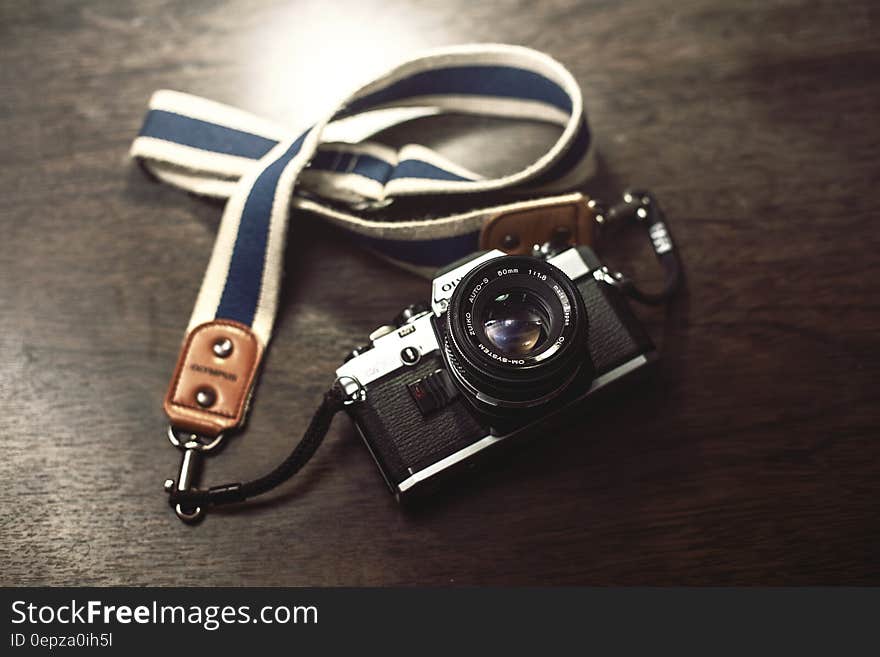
[336, 245, 657, 501]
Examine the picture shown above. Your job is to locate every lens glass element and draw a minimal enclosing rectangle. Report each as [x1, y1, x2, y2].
[482, 290, 550, 357]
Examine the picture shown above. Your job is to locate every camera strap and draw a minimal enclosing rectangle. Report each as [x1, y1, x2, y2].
[131, 44, 676, 521]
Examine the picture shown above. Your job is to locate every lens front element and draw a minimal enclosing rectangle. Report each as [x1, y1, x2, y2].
[483, 290, 550, 357]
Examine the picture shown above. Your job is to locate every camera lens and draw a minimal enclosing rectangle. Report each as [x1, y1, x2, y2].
[483, 290, 550, 357]
[444, 254, 591, 408]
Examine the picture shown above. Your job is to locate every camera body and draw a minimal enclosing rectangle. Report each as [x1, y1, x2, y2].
[336, 245, 657, 501]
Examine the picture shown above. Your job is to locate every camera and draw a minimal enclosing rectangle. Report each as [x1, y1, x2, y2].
[335, 244, 657, 500]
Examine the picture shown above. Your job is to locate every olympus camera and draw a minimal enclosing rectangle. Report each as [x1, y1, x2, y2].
[336, 241, 660, 501]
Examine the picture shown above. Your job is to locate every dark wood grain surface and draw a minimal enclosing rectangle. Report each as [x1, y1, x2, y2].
[1, 0, 878, 586]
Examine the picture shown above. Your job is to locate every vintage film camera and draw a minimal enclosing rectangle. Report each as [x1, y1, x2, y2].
[335, 192, 679, 500]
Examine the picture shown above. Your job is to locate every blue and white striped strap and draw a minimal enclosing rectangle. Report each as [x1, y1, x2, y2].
[131, 44, 593, 350]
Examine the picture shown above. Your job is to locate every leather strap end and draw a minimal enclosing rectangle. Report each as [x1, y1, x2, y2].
[164, 320, 263, 437]
[479, 194, 596, 254]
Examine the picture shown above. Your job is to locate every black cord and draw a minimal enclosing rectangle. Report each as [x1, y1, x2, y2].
[621, 248, 681, 305]
[169, 386, 347, 508]
[614, 189, 683, 306]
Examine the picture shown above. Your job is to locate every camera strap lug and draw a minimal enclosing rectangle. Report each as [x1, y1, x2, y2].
[334, 375, 367, 405]
[593, 266, 628, 288]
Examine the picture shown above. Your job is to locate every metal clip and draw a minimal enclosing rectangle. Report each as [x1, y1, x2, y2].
[163, 427, 225, 523]
[164, 448, 204, 523]
[591, 191, 652, 236]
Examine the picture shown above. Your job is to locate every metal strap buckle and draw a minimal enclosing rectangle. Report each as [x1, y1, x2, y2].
[163, 427, 226, 523]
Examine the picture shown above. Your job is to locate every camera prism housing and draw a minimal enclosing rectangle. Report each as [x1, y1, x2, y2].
[336, 245, 657, 501]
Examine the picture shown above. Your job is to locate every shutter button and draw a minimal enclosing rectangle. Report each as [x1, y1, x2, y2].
[400, 346, 420, 366]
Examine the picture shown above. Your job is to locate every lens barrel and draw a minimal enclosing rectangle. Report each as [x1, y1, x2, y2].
[444, 254, 590, 408]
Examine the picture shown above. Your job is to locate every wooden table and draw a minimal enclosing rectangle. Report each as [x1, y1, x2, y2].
[1, 0, 878, 585]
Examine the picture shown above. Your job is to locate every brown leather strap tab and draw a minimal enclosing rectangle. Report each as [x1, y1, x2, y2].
[164, 320, 263, 436]
[479, 194, 596, 254]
